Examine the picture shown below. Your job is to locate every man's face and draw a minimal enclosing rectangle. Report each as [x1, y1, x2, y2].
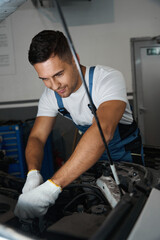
[34, 55, 82, 98]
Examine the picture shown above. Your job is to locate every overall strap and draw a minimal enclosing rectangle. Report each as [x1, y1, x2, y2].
[88, 66, 96, 114]
[89, 66, 95, 97]
[54, 91, 64, 109]
[54, 91, 72, 119]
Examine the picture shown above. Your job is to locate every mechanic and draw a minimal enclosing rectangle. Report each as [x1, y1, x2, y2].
[14, 30, 144, 219]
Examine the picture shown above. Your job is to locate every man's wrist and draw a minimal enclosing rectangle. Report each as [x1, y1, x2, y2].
[28, 169, 38, 174]
[49, 179, 62, 190]
[27, 169, 39, 175]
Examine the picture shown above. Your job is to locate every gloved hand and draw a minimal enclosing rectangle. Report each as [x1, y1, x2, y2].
[14, 180, 62, 219]
[22, 169, 43, 193]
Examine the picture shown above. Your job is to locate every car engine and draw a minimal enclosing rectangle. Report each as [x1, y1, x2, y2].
[0, 157, 160, 240]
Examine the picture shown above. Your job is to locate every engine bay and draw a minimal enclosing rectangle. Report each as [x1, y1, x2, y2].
[0, 159, 159, 240]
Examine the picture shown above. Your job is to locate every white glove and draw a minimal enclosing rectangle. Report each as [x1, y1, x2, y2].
[14, 180, 62, 219]
[22, 169, 43, 193]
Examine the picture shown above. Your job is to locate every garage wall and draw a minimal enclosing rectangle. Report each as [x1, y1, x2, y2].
[0, 0, 159, 160]
[0, 0, 160, 105]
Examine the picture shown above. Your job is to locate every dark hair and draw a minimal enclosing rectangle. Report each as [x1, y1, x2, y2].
[28, 30, 72, 65]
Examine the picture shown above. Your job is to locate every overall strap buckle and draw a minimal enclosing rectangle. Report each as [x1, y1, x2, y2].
[58, 107, 70, 116]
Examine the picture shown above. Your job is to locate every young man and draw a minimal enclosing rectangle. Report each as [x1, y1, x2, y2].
[14, 30, 144, 219]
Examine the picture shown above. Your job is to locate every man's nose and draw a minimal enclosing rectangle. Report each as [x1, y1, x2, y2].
[50, 78, 60, 90]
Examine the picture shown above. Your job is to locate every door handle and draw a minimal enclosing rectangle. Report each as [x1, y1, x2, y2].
[139, 106, 147, 114]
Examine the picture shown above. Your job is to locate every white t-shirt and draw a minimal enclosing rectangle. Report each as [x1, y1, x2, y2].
[37, 65, 133, 125]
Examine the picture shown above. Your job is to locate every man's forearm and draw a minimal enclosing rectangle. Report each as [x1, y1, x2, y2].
[51, 123, 107, 188]
[51, 100, 125, 189]
[25, 136, 44, 171]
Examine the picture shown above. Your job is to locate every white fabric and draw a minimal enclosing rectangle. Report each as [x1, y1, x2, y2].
[37, 65, 133, 125]
[22, 170, 43, 193]
[14, 180, 62, 219]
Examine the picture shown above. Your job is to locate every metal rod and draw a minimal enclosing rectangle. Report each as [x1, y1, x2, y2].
[53, 0, 122, 194]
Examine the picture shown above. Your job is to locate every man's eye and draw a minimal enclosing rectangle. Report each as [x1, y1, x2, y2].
[56, 71, 64, 77]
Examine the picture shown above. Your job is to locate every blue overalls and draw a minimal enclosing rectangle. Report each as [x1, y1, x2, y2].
[54, 67, 144, 165]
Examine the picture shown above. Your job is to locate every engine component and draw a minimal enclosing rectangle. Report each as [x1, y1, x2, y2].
[96, 175, 121, 208]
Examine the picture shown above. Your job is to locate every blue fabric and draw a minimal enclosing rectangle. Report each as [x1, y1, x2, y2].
[55, 91, 64, 109]
[55, 91, 72, 120]
[89, 66, 95, 98]
[100, 127, 138, 162]
[77, 123, 144, 165]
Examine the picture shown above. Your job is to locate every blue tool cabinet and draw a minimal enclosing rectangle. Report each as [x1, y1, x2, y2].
[0, 122, 54, 180]
[0, 124, 26, 178]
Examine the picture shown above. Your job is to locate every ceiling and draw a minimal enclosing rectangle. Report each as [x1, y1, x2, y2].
[0, 0, 27, 22]
[0, 0, 92, 23]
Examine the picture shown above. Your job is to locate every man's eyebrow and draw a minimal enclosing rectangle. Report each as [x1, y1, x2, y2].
[39, 70, 64, 80]
[39, 76, 47, 80]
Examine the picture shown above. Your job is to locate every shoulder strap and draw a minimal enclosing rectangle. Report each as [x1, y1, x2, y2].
[54, 91, 72, 118]
[89, 66, 95, 98]
[88, 66, 97, 114]
[54, 91, 64, 109]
